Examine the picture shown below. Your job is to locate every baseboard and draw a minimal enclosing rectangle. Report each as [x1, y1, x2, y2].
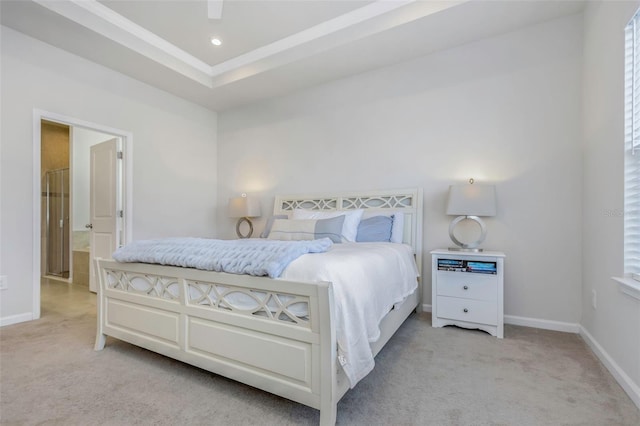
[504, 314, 580, 333]
[422, 307, 579, 333]
[0, 312, 34, 327]
[580, 325, 640, 410]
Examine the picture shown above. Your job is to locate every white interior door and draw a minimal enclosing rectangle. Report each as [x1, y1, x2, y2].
[89, 138, 121, 292]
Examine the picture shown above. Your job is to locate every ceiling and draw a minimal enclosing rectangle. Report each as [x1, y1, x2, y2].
[1, 0, 585, 111]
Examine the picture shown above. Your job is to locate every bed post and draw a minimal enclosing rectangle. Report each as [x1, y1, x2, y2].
[320, 403, 337, 426]
[317, 282, 338, 426]
[94, 258, 107, 351]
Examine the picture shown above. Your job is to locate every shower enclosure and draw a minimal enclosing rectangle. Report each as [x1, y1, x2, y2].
[45, 168, 70, 278]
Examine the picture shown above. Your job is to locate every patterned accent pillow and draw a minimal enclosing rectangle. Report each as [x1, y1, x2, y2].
[360, 211, 404, 243]
[356, 215, 394, 242]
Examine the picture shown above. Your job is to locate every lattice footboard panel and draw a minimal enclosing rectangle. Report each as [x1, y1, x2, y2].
[187, 280, 310, 327]
[102, 268, 312, 328]
[104, 268, 180, 300]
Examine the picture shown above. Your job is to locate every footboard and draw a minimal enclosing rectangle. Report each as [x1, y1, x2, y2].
[95, 259, 339, 424]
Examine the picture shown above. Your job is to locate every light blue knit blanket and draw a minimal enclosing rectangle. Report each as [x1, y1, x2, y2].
[112, 237, 333, 278]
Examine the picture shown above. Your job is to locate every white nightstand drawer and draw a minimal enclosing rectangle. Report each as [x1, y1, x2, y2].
[436, 272, 497, 301]
[436, 296, 498, 326]
[431, 249, 505, 338]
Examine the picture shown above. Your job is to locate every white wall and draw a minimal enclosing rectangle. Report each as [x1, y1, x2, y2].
[581, 0, 640, 407]
[218, 14, 584, 327]
[0, 26, 218, 324]
[71, 127, 114, 232]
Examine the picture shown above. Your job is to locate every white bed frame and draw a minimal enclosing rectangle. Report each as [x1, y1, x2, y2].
[94, 188, 423, 425]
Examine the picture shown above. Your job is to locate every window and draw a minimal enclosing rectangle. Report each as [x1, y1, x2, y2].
[624, 11, 640, 280]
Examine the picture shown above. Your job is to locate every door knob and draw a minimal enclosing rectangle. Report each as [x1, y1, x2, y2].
[85, 224, 93, 229]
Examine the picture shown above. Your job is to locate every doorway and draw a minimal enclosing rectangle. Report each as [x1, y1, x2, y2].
[32, 110, 133, 319]
[40, 120, 71, 280]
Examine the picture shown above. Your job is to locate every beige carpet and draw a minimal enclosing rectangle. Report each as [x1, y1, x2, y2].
[1, 279, 639, 425]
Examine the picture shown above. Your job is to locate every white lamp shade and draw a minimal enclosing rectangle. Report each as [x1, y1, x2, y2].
[446, 184, 496, 217]
[228, 196, 262, 218]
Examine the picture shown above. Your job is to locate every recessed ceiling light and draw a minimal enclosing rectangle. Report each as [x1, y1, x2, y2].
[211, 38, 222, 46]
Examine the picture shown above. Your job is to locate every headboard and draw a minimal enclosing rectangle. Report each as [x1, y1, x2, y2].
[274, 188, 423, 276]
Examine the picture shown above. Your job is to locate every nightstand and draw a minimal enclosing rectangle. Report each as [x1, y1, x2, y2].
[431, 249, 505, 338]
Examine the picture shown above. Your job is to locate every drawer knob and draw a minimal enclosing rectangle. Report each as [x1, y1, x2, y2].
[463, 308, 469, 313]
[463, 285, 469, 290]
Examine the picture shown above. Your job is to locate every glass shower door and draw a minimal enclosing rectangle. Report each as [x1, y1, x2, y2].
[46, 168, 70, 278]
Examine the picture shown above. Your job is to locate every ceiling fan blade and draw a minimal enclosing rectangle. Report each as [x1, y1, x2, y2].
[208, 0, 223, 20]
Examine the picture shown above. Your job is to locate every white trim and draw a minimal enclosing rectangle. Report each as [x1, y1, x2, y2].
[0, 312, 35, 327]
[424, 307, 579, 333]
[33, 0, 467, 89]
[624, 12, 640, 277]
[72, 0, 210, 74]
[209, 0, 416, 77]
[34, 0, 212, 85]
[33, 109, 133, 321]
[32, 114, 42, 320]
[504, 314, 580, 334]
[613, 276, 640, 301]
[580, 325, 640, 410]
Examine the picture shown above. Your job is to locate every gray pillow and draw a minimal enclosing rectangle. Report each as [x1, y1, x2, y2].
[356, 215, 394, 242]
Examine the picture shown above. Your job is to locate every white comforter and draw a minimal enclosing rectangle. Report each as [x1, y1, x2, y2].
[280, 242, 419, 388]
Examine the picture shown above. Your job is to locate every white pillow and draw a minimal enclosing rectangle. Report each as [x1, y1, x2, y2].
[361, 211, 404, 243]
[292, 208, 363, 242]
[260, 214, 288, 238]
[268, 216, 344, 243]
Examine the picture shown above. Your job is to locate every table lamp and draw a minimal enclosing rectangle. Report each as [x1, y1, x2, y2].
[446, 178, 496, 251]
[228, 194, 261, 238]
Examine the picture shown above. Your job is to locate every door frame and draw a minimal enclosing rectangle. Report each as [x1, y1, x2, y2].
[32, 109, 133, 318]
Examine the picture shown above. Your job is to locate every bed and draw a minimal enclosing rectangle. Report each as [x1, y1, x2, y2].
[94, 188, 423, 425]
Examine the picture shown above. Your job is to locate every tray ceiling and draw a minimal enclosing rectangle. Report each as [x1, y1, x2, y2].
[1, 0, 585, 111]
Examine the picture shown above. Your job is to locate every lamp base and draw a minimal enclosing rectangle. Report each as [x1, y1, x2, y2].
[236, 217, 254, 239]
[448, 215, 487, 251]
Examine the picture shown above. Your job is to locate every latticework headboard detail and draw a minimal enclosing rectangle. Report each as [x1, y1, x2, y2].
[279, 194, 415, 212]
[274, 188, 423, 275]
